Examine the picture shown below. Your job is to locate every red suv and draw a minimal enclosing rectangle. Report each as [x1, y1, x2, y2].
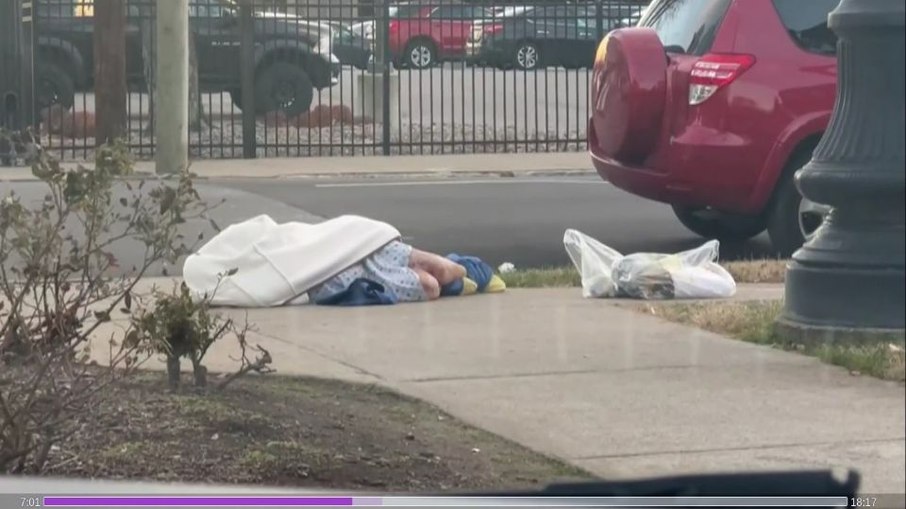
[390, 4, 492, 69]
[589, 0, 839, 256]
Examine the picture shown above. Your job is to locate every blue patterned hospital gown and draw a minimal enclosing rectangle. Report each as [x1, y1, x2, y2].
[308, 240, 426, 303]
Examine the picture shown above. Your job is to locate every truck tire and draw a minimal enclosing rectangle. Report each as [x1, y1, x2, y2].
[35, 62, 75, 111]
[254, 62, 314, 117]
[672, 206, 766, 241]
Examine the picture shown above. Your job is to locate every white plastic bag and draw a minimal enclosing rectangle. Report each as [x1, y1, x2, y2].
[563, 229, 622, 297]
[668, 241, 736, 299]
[562, 231, 736, 300]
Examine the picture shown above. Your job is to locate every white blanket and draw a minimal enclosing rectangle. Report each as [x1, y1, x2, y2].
[183, 214, 401, 307]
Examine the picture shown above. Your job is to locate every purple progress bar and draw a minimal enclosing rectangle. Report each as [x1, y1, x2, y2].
[43, 496, 359, 507]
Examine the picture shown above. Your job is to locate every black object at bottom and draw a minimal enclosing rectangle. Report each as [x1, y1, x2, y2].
[457, 469, 859, 505]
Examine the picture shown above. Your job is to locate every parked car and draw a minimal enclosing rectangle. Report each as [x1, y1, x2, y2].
[465, 5, 535, 65]
[469, 3, 643, 70]
[388, 3, 494, 69]
[349, 2, 435, 47]
[588, 0, 838, 256]
[33, 0, 349, 116]
[318, 21, 374, 70]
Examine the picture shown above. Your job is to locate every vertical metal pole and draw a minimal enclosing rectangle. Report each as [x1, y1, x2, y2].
[20, 0, 35, 127]
[240, 0, 256, 159]
[379, 0, 391, 155]
[373, 0, 386, 69]
[779, 0, 905, 336]
[595, 0, 604, 41]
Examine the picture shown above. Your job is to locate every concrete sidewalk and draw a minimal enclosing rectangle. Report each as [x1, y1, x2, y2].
[1, 153, 594, 181]
[91, 284, 905, 494]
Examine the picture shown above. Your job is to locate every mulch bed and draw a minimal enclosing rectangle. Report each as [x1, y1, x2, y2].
[43, 373, 589, 491]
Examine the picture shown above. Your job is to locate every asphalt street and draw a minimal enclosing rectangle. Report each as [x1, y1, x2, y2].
[2, 174, 775, 277]
[218, 175, 775, 269]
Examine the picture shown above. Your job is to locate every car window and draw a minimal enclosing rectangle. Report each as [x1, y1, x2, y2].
[574, 5, 634, 32]
[772, 0, 838, 56]
[189, 0, 225, 18]
[638, 0, 732, 56]
[430, 6, 458, 19]
[389, 4, 424, 19]
[498, 6, 532, 18]
[531, 6, 572, 23]
[431, 5, 491, 20]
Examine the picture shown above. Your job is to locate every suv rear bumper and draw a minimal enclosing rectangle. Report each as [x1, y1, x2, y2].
[588, 121, 764, 214]
[590, 150, 687, 205]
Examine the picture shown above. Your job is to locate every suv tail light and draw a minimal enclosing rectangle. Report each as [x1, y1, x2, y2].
[688, 53, 755, 105]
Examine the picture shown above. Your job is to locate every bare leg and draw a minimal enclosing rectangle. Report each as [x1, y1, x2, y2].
[409, 248, 466, 286]
[413, 268, 441, 300]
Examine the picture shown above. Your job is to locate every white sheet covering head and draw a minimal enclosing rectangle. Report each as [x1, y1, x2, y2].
[182, 214, 401, 307]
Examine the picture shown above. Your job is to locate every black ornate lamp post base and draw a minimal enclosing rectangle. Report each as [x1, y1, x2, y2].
[779, 0, 905, 339]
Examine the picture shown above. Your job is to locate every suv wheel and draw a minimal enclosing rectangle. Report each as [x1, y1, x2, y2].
[36, 62, 75, 111]
[254, 62, 314, 117]
[672, 206, 766, 241]
[405, 40, 436, 69]
[514, 42, 540, 70]
[767, 164, 831, 257]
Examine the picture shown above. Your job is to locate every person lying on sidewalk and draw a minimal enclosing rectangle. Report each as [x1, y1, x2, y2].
[309, 242, 466, 303]
[182, 214, 505, 308]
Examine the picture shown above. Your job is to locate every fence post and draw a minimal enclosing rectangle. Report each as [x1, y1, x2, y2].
[19, 0, 35, 128]
[379, 0, 391, 155]
[239, 0, 256, 159]
[1, 0, 20, 133]
[93, 0, 127, 145]
[595, 0, 604, 41]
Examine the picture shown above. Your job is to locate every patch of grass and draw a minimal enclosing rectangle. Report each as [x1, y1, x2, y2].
[241, 450, 280, 468]
[637, 300, 906, 382]
[502, 259, 789, 289]
[99, 442, 148, 460]
[722, 259, 788, 284]
[500, 267, 580, 288]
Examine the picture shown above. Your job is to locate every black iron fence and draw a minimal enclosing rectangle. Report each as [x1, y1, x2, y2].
[13, 0, 648, 160]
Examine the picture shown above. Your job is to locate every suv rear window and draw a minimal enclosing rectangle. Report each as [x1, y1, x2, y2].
[637, 0, 732, 56]
[772, 0, 838, 56]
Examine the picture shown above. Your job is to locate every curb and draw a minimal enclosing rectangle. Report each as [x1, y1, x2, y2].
[211, 168, 597, 180]
[2, 168, 597, 183]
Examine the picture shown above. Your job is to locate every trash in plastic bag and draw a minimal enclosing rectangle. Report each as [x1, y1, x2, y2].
[563, 229, 622, 298]
[562, 229, 736, 300]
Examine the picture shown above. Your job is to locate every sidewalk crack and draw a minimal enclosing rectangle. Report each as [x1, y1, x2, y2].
[253, 331, 386, 382]
[406, 364, 700, 383]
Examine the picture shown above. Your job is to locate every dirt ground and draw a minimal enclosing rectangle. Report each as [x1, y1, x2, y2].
[43, 373, 590, 491]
